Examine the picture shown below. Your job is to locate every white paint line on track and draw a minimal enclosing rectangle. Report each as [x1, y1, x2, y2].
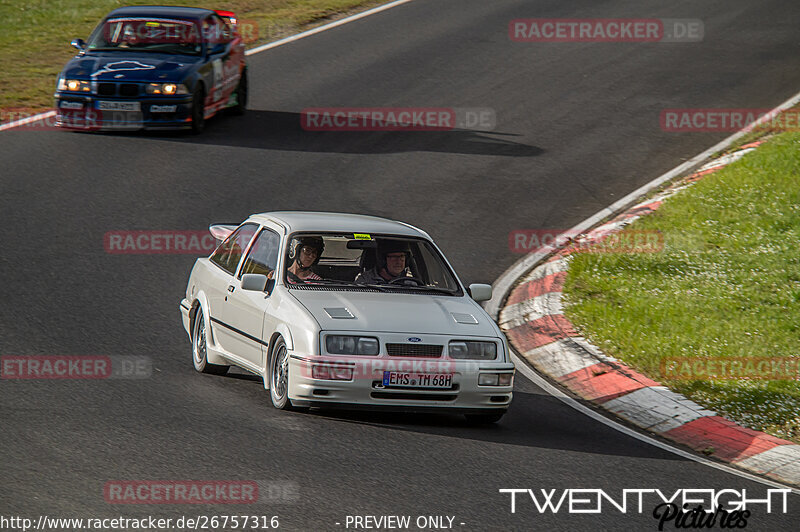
[245, 0, 416, 56]
[0, 110, 55, 132]
[0, 0, 416, 133]
[486, 87, 800, 321]
[511, 350, 800, 495]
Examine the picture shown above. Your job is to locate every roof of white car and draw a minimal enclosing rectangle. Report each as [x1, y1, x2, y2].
[247, 211, 430, 238]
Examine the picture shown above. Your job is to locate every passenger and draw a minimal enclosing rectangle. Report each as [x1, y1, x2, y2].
[355, 240, 412, 284]
[285, 236, 324, 283]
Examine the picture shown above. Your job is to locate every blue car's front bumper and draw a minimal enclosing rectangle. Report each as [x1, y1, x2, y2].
[54, 92, 194, 131]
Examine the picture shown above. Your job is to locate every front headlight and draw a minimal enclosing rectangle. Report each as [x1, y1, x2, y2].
[448, 341, 497, 360]
[58, 78, 91, 92]
[146, 83, 189, 95]
[325, 335, 379, 355]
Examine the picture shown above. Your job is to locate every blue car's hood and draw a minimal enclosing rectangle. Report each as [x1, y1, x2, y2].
[61, 52, 200, 82]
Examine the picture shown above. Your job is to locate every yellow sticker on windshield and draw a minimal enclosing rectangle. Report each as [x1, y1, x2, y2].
[146, 22, 160, 27]
[353, 233, 372, 240]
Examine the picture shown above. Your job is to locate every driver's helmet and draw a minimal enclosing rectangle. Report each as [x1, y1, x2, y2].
[288, 236, 325, 266]
[376, 239, 411, 268]
[122, 24, 139, 44]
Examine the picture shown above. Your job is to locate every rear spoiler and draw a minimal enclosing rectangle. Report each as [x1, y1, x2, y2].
[209, 223, 238, 242]
[214, 9, 238, 27]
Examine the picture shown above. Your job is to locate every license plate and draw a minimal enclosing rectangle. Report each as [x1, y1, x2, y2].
[382, 371, 453, 388]
[97, 101, 140, 111]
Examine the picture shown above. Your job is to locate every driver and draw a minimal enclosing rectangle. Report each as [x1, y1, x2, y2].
[285, 236, 324, 283]
[355, 240, 412, 284]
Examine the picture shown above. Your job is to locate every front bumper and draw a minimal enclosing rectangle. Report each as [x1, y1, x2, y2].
[54, 93, 194, 131]
[287, 354, 514, 411]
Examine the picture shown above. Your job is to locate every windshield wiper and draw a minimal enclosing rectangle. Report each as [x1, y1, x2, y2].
[388, 285, 457, 295]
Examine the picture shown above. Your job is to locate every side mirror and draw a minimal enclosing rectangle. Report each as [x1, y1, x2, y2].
[71, 38, 86, 51]
[241, 273, 268, 292]
[468, 283, 492, 302]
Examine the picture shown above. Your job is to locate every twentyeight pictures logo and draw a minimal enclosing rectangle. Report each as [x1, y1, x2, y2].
[500, 488, 791, 530]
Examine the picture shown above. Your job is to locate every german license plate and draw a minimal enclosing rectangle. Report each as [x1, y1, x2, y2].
[382, 371, 453, 388]
[97, 101, 140, 111]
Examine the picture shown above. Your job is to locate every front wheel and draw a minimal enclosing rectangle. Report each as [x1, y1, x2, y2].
[190, 86, 205, 134]
[192, 310, 228, 375]
[269, 337, 291, 409]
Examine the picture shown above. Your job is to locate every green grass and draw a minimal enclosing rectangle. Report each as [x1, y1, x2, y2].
[563, 132, 800, 443]
[0, 0, 383, 120]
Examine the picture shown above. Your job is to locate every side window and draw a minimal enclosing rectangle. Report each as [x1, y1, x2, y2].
[210, 224, 257, 275]
[240, 229, 280, 279]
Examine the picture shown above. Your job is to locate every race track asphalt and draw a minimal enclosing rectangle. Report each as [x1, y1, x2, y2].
[2, 0, 799, 529]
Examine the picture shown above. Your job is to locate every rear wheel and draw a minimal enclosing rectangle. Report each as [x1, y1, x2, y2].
[464, 411, 505, 424]
[192, 310, 228, 375]
[190, 86, 205, 134]
[229, 70, 247, 115]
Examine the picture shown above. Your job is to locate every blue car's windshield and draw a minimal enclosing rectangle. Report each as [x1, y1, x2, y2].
[86, 18, 203, 55]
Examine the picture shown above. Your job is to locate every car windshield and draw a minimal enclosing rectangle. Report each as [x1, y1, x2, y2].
[86, 18, 203, 55]
[284, 233, 462, 295]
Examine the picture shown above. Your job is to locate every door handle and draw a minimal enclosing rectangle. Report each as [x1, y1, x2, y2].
[227, 285, 235, 293]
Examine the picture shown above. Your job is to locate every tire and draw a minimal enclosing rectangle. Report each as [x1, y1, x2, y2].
[190, 85, 205, 134]
[269, 337, 292, 409]
[229, 70, 247, 116]
[192, 310, 229, 375]
[464, 411, 505, 424]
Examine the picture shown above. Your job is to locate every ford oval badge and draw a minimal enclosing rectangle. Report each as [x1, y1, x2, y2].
[408, 337, 422, 342]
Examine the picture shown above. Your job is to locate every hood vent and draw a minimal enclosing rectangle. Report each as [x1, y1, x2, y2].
[451, 312, 478, 324]
[324, 307, 355, 319]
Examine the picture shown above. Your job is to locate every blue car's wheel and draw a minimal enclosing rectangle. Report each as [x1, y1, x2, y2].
[229, 70, 247, 116]
[190, 86, 205, 134]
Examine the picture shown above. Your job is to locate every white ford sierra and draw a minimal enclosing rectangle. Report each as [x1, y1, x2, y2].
[180, 212, 514, 422]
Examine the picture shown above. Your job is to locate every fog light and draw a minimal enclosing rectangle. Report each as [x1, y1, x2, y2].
[312, 364, 353, 380]
[479, 373, 514, 386]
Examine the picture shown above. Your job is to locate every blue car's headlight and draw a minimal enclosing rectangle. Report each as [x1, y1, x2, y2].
[58, 78, 91, 92]
[146, 83, 188, 95]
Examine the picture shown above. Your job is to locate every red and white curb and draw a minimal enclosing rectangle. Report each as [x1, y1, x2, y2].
[497, 140, 800, 488]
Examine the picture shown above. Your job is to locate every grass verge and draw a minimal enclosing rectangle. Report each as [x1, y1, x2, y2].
[0, 0, 386, 120]
[563, 132, 800, 443]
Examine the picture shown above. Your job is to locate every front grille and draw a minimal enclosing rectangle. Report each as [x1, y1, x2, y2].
[386, 343, 443, 358]
[120, 83, 139, 97]
[94, 83, 140, 97]
[97, 83, 116, 96]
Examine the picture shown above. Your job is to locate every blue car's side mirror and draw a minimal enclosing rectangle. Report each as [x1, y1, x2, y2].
[71, 38, 86, 51]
